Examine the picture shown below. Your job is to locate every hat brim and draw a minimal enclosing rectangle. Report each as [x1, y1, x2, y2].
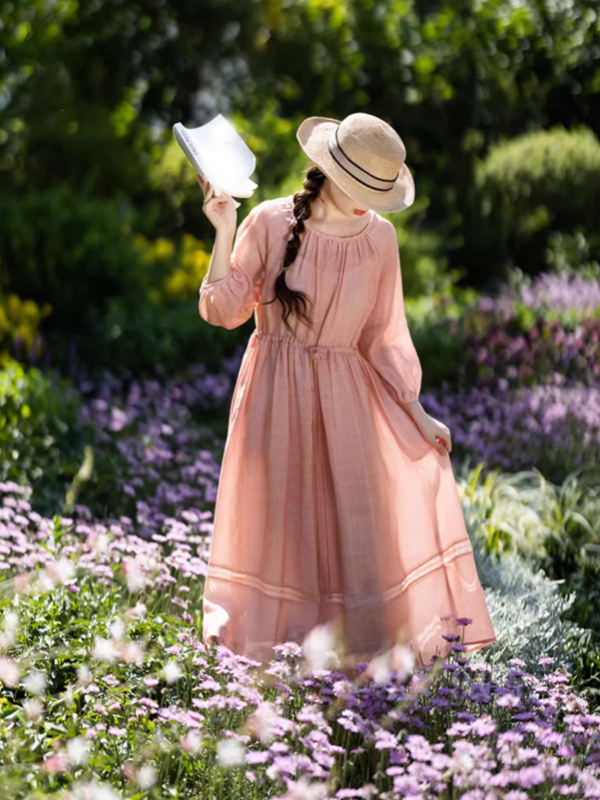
[296, 116, 415, 214]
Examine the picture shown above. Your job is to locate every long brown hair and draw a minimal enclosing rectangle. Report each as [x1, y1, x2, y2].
[259, 165, 326, 333]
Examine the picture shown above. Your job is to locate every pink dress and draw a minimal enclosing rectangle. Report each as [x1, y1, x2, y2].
[199, 194, 497, 666]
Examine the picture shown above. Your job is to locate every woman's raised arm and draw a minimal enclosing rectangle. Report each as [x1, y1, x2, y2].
[199, 197, 268, 330]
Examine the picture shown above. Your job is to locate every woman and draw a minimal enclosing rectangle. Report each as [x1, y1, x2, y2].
[197, 112, 497, 667]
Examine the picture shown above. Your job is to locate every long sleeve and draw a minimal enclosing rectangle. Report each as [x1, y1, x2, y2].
[199, 203, 268, 329]
[358, 221, 422, 404]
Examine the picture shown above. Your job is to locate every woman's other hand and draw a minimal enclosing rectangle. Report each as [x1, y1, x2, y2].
[417, 412, 452, 456]
[197, 175, 237, 235]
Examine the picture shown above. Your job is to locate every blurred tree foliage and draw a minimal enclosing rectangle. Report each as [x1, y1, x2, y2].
[0, 0, 598, 376]
[241, 0, 600, 259]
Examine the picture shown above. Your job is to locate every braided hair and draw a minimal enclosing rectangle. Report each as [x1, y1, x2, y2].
[259, 165, 326, 333]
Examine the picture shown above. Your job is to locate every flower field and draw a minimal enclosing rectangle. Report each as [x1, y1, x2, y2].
[1, 325, 600, 798]
[3, 0, 600, 793]
[2, 472, 600, 799]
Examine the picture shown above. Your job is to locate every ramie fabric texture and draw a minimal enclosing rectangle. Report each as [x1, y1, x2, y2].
[199, 194, 497, 667]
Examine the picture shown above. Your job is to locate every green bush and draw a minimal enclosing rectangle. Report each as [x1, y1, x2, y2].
[0, 359, 89, 516]
[0, 186, 146, 335]
[70, 295, 239, 378]
[465, 126, 600, 283]
[0, 185, 247, 378]
[459, 462, 600, 695]
[472, 531, 600, 697]
[544, 230, 600, 277]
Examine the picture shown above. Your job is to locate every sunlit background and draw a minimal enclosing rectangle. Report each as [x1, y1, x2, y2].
[1, 1, 600, 796]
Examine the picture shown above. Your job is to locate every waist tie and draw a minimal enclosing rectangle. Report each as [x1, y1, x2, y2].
[252, 331, 360, 361]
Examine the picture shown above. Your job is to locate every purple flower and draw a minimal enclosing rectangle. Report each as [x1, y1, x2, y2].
[446, 722, 472, 737]
[516, 765, 546, 788]
[245, 751, 270, 765]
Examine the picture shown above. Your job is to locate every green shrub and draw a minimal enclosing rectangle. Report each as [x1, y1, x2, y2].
[0, 185, 248, 378]
[465, 126, 600, 282]
[0, 359, 89, 516]
[0, 186, 147, 335]
[70, 294, 238, 378]
[471, 531, 600, 697]
[544, 230, 600, 277]
[459, 462, 600, 695]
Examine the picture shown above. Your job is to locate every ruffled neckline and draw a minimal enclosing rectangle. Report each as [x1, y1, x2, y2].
[285, 195, 376, 241]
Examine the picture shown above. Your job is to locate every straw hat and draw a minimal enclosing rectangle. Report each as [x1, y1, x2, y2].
[296, 112, 415, 213]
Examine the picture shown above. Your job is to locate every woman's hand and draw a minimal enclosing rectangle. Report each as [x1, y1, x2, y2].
[416, 412, 452, 456]
[197, 175, 237, 235]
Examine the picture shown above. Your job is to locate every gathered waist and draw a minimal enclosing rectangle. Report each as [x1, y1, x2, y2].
[251, 330, 361, 360]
